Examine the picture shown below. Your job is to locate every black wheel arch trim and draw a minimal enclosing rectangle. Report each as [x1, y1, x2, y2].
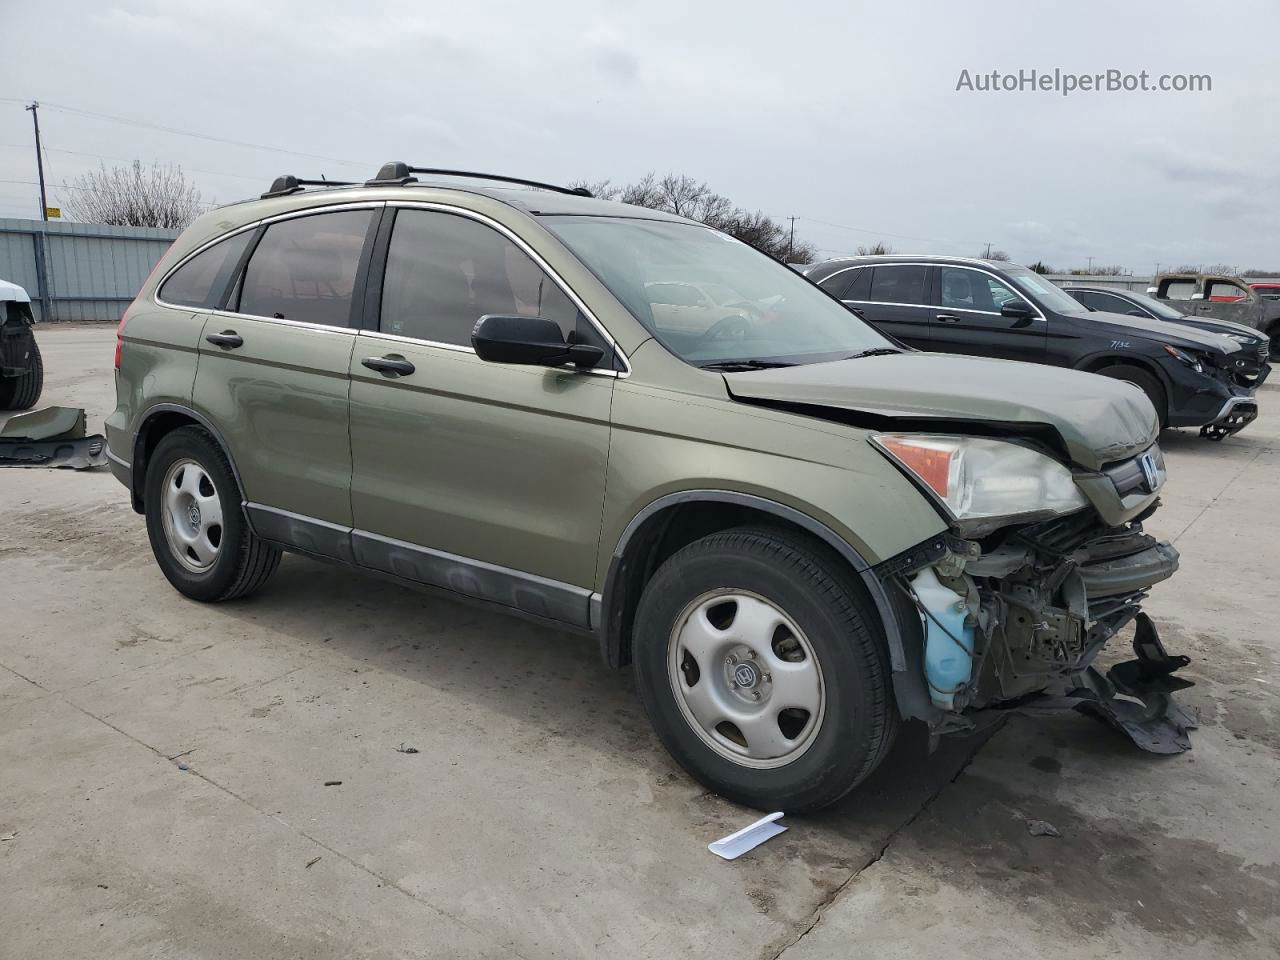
[598, 490, 935, 716]
[130, 402, 252, 527]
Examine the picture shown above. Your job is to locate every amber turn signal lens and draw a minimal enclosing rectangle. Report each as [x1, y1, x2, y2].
[877, 436, 953, 497]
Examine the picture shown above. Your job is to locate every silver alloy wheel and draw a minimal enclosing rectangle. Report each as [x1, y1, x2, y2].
[667, 589, 826, 769]
[160, 458, 224, 573]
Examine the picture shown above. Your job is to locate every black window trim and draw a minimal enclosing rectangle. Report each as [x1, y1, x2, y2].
[155, 201, 386, 336]
[358, 200, 630, 377]
[154, 226, 255, 312]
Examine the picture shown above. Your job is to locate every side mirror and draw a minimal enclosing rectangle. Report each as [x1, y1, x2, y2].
[471, 315, 605, 369]
[1000, 300, 1035, 319]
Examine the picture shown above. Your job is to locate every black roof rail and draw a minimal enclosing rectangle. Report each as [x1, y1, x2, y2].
[261, 175, 357, 199]
[364, 161, 591, 197]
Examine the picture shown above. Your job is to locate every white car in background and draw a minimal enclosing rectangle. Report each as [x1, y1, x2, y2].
[0, 279, 42, 410]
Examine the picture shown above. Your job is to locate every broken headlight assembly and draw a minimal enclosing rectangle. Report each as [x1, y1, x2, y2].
[871, 434, 1087, 537]
[1163, 344, 1204, 373]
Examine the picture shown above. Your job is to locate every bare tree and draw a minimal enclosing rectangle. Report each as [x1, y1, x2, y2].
[64, 161, 205, 228]
[855, 242, 895, 256]
[986, 249, 1011, 261]
[1028, 260, 1054, 274]
[570, 171, 816, 262]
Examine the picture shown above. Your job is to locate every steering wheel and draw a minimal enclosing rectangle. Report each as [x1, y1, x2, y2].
[700, 315, 752, 341]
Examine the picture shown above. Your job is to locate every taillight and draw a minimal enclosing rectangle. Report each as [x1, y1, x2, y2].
[114, 305, 130, 370]
[117, 241, 174, 370]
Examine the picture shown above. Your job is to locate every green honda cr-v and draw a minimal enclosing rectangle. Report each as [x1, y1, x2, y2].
[107, 163, 1191, 811]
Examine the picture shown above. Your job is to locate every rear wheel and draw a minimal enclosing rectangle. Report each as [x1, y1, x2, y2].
[631, 526, 896, 812]
[144, 426, 281, 602]
[0, 341, 43, 410]
[1096, 364, 1168, 429]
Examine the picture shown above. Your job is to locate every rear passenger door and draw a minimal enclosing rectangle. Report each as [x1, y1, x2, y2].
[854, 264, 933, 348]
[191, 206, 380, 558]
[928, 265, 1045, 362]
[346, 205, 617, 627]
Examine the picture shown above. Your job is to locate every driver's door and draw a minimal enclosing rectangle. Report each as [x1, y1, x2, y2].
[347, 206, 617, 625]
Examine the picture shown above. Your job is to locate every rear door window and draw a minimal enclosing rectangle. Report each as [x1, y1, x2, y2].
[869, 265, 928, 305]
[159, 231, 253, 309]
[236, 210, 374, 327]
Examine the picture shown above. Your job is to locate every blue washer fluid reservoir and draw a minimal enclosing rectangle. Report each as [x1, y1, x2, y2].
[911, 566, 976, 711]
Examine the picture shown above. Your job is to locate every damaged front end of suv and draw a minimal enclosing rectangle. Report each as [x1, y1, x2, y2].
[871, 432, 1193, 753]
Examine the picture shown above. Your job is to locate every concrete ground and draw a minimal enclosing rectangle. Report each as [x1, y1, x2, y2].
[2, 324, 1277, 959]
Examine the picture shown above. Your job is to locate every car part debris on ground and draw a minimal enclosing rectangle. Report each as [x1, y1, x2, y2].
[1027, 819, 1062, 838]
[708, 812, 787, 860]
[0, 406, 106, 469]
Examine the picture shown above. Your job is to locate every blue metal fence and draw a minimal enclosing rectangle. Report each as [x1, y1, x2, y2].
[0, 218, 178, 322]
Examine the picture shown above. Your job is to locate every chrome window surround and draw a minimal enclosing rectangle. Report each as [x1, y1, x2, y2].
[819, 262, 1045, 320]
[153, 199, 631, 378]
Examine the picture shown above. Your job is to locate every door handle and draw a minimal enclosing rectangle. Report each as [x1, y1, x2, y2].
[935, 314, 961, 323]
[205, 331, 243, 348]
[362, 355, 416, 376]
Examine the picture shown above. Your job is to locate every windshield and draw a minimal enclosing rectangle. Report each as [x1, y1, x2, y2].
[541, 216, 895, 366]
[1118, 289, 1186, 320]
[1003, 264, 1089, 314]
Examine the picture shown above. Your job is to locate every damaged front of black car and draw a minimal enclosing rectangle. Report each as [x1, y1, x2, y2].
[727, 353, 1195, 755]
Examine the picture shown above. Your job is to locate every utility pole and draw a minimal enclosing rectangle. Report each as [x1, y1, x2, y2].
[25, 102, 48, 221]
[1086, 255, 1095, 273]
[983, 242, 992, 259]
[787, 216, 796, 261]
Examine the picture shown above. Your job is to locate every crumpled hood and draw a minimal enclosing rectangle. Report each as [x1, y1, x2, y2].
[725, 353, 1158, 469]
[1085, 310, 1242, 354]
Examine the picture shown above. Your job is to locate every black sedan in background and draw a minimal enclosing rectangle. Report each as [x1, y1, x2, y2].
[1065, 285, 1271, 367]
[802, 256, 1266, 439]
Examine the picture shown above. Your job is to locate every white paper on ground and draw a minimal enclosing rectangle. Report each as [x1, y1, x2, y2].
[708, 811, 787, 860]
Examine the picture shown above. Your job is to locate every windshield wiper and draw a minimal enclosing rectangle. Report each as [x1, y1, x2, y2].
[839, 347, 902, 360]
[699, 359, 797, 372]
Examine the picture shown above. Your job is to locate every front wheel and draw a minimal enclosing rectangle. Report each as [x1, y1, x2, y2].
[631, 527, 896, 812]
[1096, 364, 1169, 429]
[144, 426, 281, 602]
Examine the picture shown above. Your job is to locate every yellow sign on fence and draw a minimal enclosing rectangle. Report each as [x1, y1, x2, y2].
[45, 207, 61, 219]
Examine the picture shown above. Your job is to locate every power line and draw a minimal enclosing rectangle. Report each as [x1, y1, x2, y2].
[0, 96, 373, 170]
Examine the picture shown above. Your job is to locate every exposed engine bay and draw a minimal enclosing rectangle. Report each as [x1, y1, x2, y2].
[879, 507, 1195, 753]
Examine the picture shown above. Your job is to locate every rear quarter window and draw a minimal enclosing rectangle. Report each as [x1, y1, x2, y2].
[158, 231, 253, 309]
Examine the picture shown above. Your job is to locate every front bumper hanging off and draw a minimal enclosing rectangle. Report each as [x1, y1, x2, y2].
[885, 506, 1196, 756]
[1200, 394, 1259, 440]
[1036, 613, 1197, 753]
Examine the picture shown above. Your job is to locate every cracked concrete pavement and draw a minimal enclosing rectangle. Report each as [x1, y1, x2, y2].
[1, 325, 1277, 958]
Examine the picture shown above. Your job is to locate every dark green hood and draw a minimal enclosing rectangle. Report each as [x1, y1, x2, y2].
[724, 353, 1158, 470]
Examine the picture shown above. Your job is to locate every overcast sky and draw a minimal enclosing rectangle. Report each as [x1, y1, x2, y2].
[1, 0, 1276, 272]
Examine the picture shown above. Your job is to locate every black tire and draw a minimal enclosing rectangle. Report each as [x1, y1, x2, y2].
[144, 426, 281, 602]
[1096, 364, 1168, 428]
[632, 526, 897, 813]
[0, 341, 43, 410]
